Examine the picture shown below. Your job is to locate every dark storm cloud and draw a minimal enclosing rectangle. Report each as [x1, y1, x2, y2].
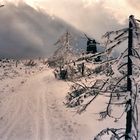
[0, 2, 82, 58]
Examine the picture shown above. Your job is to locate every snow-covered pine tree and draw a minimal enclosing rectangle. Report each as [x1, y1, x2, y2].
[65, 15, 140, 140]
[48, 31, 76, 68]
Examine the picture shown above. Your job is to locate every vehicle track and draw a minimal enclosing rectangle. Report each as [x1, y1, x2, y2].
[0, 69, 87, 140]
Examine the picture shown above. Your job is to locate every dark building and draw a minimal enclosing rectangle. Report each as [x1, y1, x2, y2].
[86, 39, 97, 54]
[86, 37, 101, 62]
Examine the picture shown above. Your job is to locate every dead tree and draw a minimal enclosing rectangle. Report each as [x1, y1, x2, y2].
[125, 15, 133, 140]
[65, 15, 140, 140]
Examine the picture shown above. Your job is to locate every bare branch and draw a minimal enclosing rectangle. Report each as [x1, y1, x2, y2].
[102, 28, 128, 38]
[132, 48, 140, 59]
[118, 63, 127, 70]
[94, 128, 125, 140]
[77, 93, 99, 114]
[106, 75, 127, 119]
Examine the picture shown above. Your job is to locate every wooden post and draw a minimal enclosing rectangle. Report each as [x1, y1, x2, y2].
[125, 15, 133, 140]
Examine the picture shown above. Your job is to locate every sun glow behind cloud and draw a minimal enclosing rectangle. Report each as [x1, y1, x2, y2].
[5, 0, 140, 25]
[102, 0, 140, 24]
[3, 0, 140, 38]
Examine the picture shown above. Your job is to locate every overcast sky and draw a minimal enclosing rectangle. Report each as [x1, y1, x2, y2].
[1, 0, 140, 58]
[22, 0, 140, 28]
[5, 0, 140, 36]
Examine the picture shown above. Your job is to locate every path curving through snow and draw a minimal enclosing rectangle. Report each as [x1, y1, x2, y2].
[0, 69, 91, 140]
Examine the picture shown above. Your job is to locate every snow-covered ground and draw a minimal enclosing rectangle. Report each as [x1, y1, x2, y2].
[0, 59, 139, 140]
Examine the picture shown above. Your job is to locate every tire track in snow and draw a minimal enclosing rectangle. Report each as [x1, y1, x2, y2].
[32, 89, 49, 140]
[0, 98, 22, 140]
[0, 69, 88, 140]
[22, 71, 50, 140]
[0, 70, 51, 140]
[41, 90, 49, 140]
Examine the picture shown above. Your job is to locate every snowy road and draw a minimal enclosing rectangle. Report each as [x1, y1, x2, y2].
[0, 69, 91, 140]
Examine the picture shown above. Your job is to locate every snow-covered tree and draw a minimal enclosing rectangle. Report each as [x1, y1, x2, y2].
[65, 15, 140, 140]
[48, 31, 76, 68]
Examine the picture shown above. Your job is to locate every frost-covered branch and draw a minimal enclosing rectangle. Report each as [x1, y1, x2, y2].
[94, 128, 126, 140]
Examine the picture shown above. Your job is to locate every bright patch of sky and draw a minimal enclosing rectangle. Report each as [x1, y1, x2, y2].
[3, 0, 140, 40]
[13, 0, 139, 24]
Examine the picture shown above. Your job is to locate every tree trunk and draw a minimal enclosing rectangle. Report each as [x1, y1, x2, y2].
[125, 15, 133, 140]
